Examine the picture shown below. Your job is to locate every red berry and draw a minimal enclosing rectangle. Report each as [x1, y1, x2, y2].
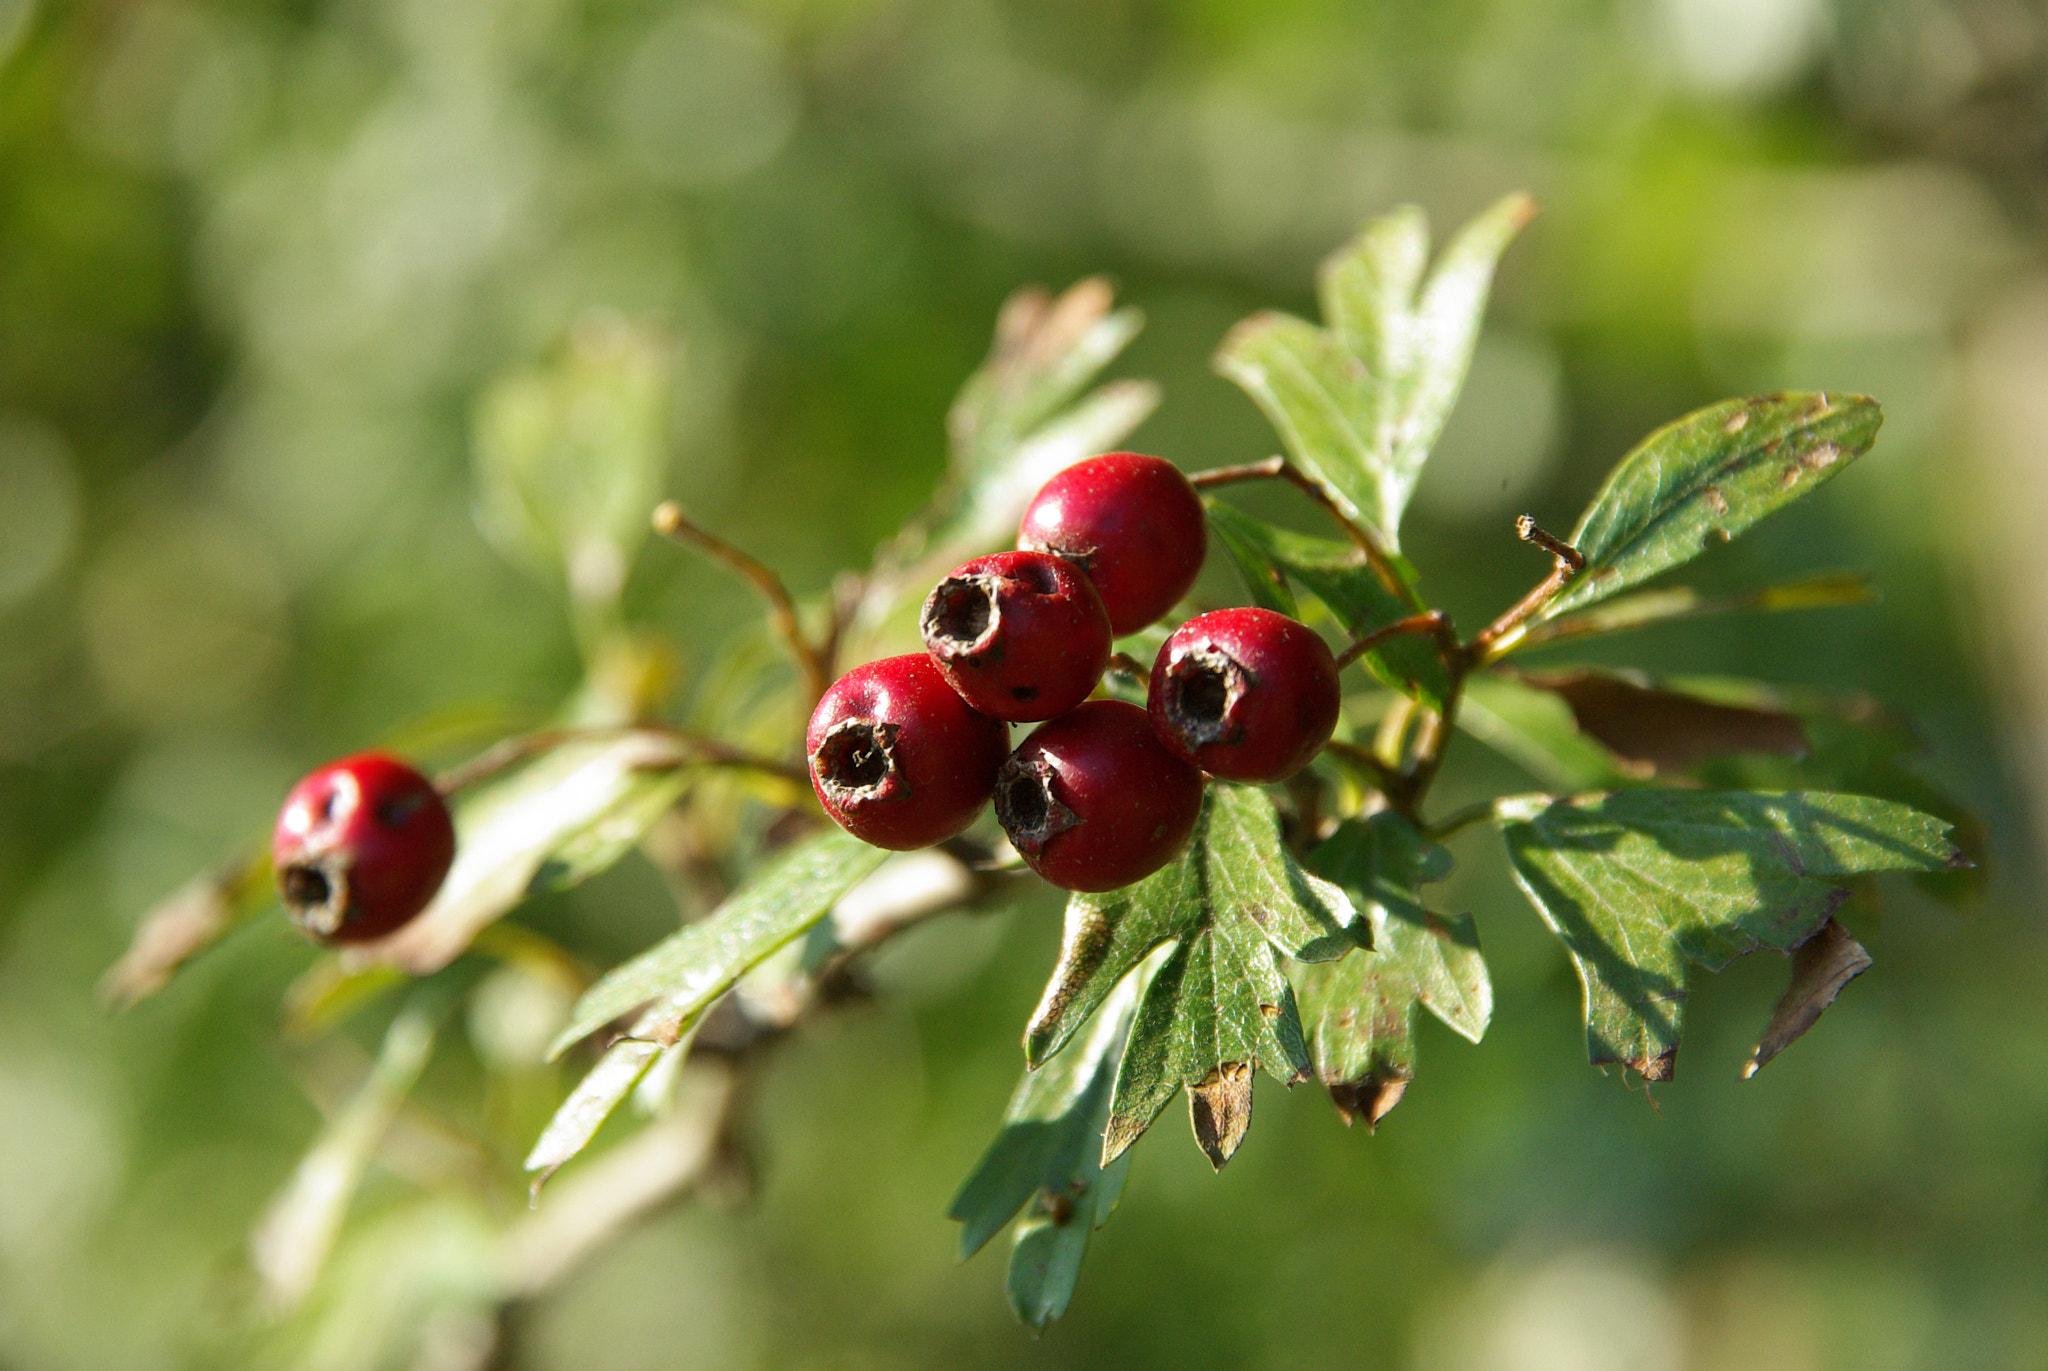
[808, 655, 1010, 851]
[273, 752, 457, 943]
[994, 700, 1205, 892]
[1017, 452, 1207, 636]
[1148, 608, 1341, 784]
[920, 550, 1113, 722]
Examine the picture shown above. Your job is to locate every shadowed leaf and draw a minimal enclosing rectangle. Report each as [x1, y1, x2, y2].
[1498, 790, 1960, 1079]
[1025, 785, 1357, 1167]
[1459, 675, 1646, 792]
[1215, 194, 1534, 547]
[1743, 917, 1872, 1079]
[1543, 393, 1884, 619]
[1517, 669, 1807, 774]
[1296, 813, 1489, 1129]
[1206, 501, 1451, 709]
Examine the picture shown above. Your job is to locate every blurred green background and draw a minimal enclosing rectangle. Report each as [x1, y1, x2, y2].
[5, 0, 2048, 1366]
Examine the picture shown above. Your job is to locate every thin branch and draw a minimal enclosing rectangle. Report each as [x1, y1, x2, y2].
[1423, 799, 1500, 843]
[1320, 738, 1403, 795]
[1188, 456, 1420, 610]
[433, 725, 806, 797]
[1469, 515, 1584, 661]
[1334, 610, 1452, 672]
[653, 501, 831, 704]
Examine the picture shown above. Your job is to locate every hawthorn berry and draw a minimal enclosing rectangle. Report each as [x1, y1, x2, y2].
[273, 752, 457, 943]
[1017, 452, 1207, 636]
[994, 699, 1205, 892]
[808, 654, 1010, 851]
[1148, 607, 1341, 784]
[920, 550, 1113, 722]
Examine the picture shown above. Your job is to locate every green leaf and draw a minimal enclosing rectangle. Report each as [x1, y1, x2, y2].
[1214, 193, 1534, 547]
[1205, 501, 1451, 709]
[1518, 572, 1876, 650]
[949, 967, 1144, 1329]
[1024, 785, 1357, 1168]
[1542, 394, 1884, 620]
[1296, 813, 1489, 1130]
[548, 828, 887, 1061]
[473, 317, 676, 614]
[369, 733, 699, 976]
[1497, 790, 1963, 1079]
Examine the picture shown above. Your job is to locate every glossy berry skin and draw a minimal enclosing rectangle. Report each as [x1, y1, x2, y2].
[920, 550, 1113, 722]
[995, 700, 1205, 892]
[273, 752, 457, 944]
[1148, 607, 1341, 784]
[808, 654, 1010, 851]
[1017, 452, 1207, 636]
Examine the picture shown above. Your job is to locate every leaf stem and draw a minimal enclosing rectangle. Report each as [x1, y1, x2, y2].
[1469, 516, 1584, 662]
[1422, 799, 1499, 843]
[1334, 610, 1453, 672]
[433, 725, 808, 796]
[1188, 456, 1421, 610]
[653, 501, 832, 705]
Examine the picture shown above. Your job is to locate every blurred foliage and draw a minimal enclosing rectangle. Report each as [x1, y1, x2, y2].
[4, 0, 2048, 1367]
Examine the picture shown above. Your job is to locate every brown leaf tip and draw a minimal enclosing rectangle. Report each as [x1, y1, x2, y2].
[1189, 1062, 1254, 1169]
[1327, 1071, 1411, 1132]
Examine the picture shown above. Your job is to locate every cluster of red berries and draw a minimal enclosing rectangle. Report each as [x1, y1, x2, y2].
[269, 452, 1345, 940]
[807, 452, 1342, 892]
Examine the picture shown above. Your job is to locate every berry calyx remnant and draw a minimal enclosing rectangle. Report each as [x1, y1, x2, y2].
[807, 654, 1010, 850]
[1149, 607, 1342, 783]
[920, 550, 1113, 722]
[994, 699, 1206, 892]
[1017, 452, 1207, 636]
[273, 752, 458, 943]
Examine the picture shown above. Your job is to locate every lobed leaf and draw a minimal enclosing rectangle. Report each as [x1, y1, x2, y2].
[1295, 813, 1489, 1130]
[1205, 501, 1450, 709]
[1543, 394, 1884, 620]
[548, 827, 887, 1060]
[1496, 790, 1963, 1079]
[1024, 785, 1357, 1168]
[950, 967, 1144, 1328]
[1215, 193, 1534, 548]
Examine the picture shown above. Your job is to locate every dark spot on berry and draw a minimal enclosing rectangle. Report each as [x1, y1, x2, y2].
[1008, 556, 1059, 595]
[375, 788, 428, 828]
[1011, 685, 1039, 701]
